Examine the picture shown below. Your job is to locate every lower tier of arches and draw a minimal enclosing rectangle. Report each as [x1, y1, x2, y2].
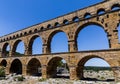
[0, 49, 120, 82]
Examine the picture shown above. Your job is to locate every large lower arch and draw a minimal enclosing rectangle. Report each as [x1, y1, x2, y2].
[27, 58, 41, 76]
[75, 22, 109, 51]
[0, 59, 7, 67]
[10, 59, 22, 74]
[47, 57, 69, 78]
[47, 30, 68, 53]
[76, 55, 115, 81]
[28, 35, 43, 55]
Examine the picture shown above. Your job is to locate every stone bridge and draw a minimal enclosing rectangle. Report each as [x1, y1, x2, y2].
[0, 0, 120, 82]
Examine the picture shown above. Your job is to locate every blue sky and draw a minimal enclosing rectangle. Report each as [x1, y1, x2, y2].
[0, 0, 111, 67]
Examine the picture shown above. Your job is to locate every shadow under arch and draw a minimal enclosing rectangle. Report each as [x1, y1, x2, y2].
[47, 57, 69, 78]
[2, 42, 10, 57]
[12, 39, 25, 56]
[10, 59, 22, 74]
[1, 59, 7, 67]
[28, 35, 43, 55]
[27, 58, 41, 76]
[47, 30, 68, 53]
[76, 55, 115, 81]
[75, 22, 109, 51]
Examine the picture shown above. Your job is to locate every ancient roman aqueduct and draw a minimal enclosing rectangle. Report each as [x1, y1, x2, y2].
[0, 0, 120, 82]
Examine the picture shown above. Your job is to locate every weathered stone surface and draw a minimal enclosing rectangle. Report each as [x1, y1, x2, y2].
[0, 0, 120, 83]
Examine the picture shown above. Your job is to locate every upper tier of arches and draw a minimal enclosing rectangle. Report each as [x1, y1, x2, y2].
[0, 1, 120, 42]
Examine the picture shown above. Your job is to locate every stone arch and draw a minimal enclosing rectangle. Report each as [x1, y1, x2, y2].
[84, 12, 92, 19]
[29, 30, 32, 34]
[47, 24, 52, 28]
[47, 56, 69, 78]
[28, 35, 43, 55]
[47, 30, 69, 53]
[1, 59, 7, 67]
[34, 29, 38, 33]
[76, 55, 115, 80]
[54, 22, 60, 27]
[97, 8, 106, 15]
[75, 22, 109, 50]
[2, 42, 10, 57]
[12, 39, 25, 56]
[72, 16, 79, 22]
[63, 19, 69, 25]
[10, 59, 22, 74]
[111, 4, 120, 11]
[40, 26, 44, 31]
[27, 58, 41, 76]
[24, 32, 27, 35]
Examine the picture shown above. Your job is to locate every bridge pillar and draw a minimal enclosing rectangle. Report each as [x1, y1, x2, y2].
[22, 64, 27, 76]
[69, 66, 78, 80]
[107, 22, 120, 49]
[112, 66, 120, 83]
[68, 40, 77, 52]
[5, 64, 10, 75]
[41, 65, 47, 79]
[24, 47, 30, 56]
[43, 44, 50, 54]
[9, 50, 12, 57]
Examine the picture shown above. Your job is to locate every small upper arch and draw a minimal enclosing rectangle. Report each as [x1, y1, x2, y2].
[97, 8, 106, 15]
[111, 4, 120, 11]
[72, 16, 79, 22]
[40, 26, 44, 31]
[84, 12, 92, 19]
[54, 22, 60, 27]
[47, 24, 52, 28]
[29, 30, 32, 34]
[63, 19, 69, 25]
[34, 29, 38, 33]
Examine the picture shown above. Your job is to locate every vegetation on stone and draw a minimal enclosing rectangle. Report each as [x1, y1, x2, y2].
[84, 66, 112, 72]
[38, 78, 46, 82]
[0, 67, 5, 77]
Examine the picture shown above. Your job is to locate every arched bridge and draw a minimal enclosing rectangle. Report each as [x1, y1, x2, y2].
[0, 0, 120, 82]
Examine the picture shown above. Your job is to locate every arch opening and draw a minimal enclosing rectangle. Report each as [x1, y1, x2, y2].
[111, 4, 120, 11]
[77, 56, 115, 81]
[84, 13, 92, 19]
[63, 19, 69, 25]
[12, 40, 25, 56]
[97, 9, 105, 15]
[55, 22, 60, 27]
[2, 43, 10, 57]
[47, 24, 52, 28]
[49, 31, 68, 53]
[27, 58, 41, 76]
[73, 16, 79, 22]
[1, 60, 7, 67]
[10, 59, 22, 74]
[76, 24, 109, 51]
[47, 57, 69, 78]
[28, 35, 43, 55]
